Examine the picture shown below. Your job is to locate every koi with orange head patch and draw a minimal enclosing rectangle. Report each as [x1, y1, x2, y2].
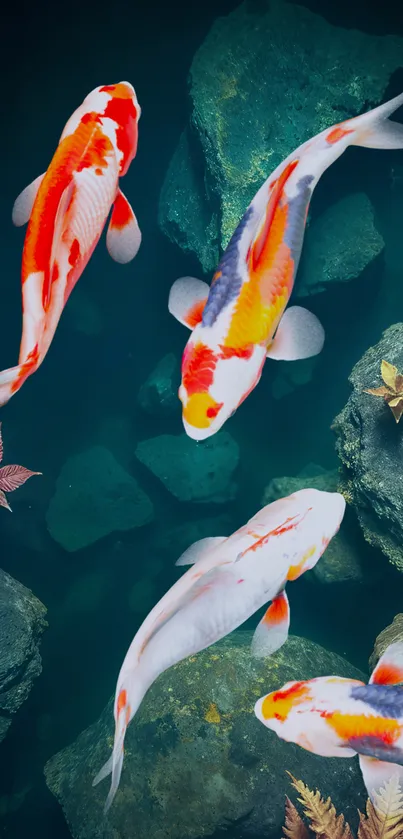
[0, 82, 142, 406]
[93, 487, 345, 811]
[255, 640, 403, 805]
[169, 91, 403, 440]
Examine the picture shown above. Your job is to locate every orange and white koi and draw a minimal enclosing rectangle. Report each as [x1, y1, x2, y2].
[169, 92, 403, 440]
[0, 82, 141, 406]
[93, 487, 345, 811]
[255, 640, 403, 804]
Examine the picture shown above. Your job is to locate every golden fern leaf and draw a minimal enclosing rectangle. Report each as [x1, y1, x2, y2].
[287, 773, 354, 839]
[358, 775, 403, 839]
[283, 795, 311, 838]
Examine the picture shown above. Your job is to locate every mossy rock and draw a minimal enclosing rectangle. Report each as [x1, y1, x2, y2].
[45, 632, 366, 839]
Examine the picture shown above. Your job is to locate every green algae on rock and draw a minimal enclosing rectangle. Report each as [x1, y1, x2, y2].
[46, 446, 154, 552]
[44, 632, 366, 839]
[0, 569, 47, 743]
[333, 323, 403, 573]
[135, 431, 239, 503]
[159, 0, 403, 272]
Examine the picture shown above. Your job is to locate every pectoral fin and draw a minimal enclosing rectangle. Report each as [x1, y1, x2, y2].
[251, 590, 290, 658]
[370, 641, 403, 685]
[175, 536, 227, 566]
[359, 754, 403, 807]
[106, 189, 141, 263]
[168, 277, 209, 328]
[12, 174, 45, 226]
[266, 306, 325, 361]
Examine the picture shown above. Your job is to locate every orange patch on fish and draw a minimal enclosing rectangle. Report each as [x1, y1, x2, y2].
[241, 512, 308, 559]
[117, 689, 127, 715]
[11, 344, 40, 393]
[252, 160, 299, 270]
[325, 711, 401, 745]
[184, 299, 207, 329]
[102, 91, 138, 174]
[219, 344, 254, 360]
[261, 681, 311, 722]
[263, 594, 288, 626]
[287, 545, 316, 581]
[110, 191, 133, 230]
[182, 343, 217, 396]
[326, 125, 354, 145]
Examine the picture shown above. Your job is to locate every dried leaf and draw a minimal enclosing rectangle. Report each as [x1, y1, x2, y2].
[358, 775, 403, 838]
[381, 360, 399, 391]
[0, 465, 41, 493]
[287, 774, 354, 839]
[394, 374, 403, 394]
[0, 490, 11, 511]
[283, 795, 311, 838]
[386, 397, 403, 424]
[363, 387, 392, 398]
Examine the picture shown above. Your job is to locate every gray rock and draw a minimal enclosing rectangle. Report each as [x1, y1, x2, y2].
[137, 353, 180, 417]
[159, 0, 403, 272]
[369, 613, 403, 672]
[333, 323, 403, 572]
[0, 569, 47, 742]
[135, 432, 239, 503]
[297, 193, 384, 297]
[45, 632, 366, 839]
[263, 468, 366, 584]
[46, 446, 154, 552]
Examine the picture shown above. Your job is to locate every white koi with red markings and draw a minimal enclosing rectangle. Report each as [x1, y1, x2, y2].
[93, 487, 345, 811]
[0, 82, 142, 406]
[169, 91, 403, 440]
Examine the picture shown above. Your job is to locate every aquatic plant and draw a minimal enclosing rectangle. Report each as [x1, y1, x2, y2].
[363, 359, 403, 423]
[0, 423, 41, 511]
[283, 772, 403, 838]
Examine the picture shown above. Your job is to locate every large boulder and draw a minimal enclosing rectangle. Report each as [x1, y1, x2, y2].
[262, 466, 367, 584]
[296, 193, 384, 298]
[159, 0, 403, 272]
[0, 569, 47, 742]
[135, 432, 239, 503]
[45, 632, 366, 839]
[332, 323, 403, 572]
[46, 446, 154, 552]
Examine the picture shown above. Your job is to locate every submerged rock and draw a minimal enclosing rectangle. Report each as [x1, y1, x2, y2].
[333, 323, 403, 572]
[296, 193, 384, 298]
[137, 353, 180, 417]
[135, 432, 239, 503]
[0, 570, 47, 742]
[263, 467, 366, 584]
[45, 632, 366, 839]
[159, 0, 403, 272]
[46, 446, 154, 552]
[369, 613, 403, 672]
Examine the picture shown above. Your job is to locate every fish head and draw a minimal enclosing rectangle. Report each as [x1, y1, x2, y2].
[277, 488, 346, 582]
[179, 329, 266, 441]
[255, 676, 356, 757]
[77, 82, 141, 176]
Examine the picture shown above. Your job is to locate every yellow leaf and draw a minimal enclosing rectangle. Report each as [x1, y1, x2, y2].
[388, 397, 403, 424]
[364, 387, 392, 398]
[381, 360, 399, 392]
[287, 774, 354, 839]
[358, 775, 403, 838]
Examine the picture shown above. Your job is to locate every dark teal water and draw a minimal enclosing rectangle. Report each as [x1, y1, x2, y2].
[1, 0, 403, 836]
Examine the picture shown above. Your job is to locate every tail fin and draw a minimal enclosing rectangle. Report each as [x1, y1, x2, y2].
[348, 91, 403, 149]
[0, 365, 21, 408]
[370, 641, 403, 685]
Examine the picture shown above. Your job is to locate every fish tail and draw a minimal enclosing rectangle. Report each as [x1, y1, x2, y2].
[346, 91, 403, 149]
[0, 364, 22, 407]
[93, 675, 149, 813]
[359, 755, 403, 807]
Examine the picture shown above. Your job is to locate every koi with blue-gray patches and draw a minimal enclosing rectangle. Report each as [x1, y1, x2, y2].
[201, 207, 254, 328]
[351, 684, 403, 719]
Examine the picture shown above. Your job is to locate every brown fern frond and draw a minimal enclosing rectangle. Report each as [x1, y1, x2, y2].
[287, 773, 354, 839]
[358, 775, 403, 839]
[282, 795, 311, 838]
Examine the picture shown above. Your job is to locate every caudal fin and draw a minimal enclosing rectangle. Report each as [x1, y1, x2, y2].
[0, 365, 21, 408]
[359, 755, 403, 808]
[346, 91, 403, 150]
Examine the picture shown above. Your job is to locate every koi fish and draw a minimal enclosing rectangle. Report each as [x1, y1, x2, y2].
[0, 82, 141, 406]
[169, 92, 403, 440]
[93, 487, 345, 812]
[255, 640, 403, 805]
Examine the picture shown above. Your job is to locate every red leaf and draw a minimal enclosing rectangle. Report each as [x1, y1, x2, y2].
[0, 465, 41, 493]
[0, 423, 3, 465]
[0, 490, 11, 511]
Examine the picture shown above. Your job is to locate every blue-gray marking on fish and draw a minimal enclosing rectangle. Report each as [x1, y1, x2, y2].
[351, 684, 403, 718]
[348, 734, 403, 764]
[202, 207, 254, 328]
[283, 174, 314, 274]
